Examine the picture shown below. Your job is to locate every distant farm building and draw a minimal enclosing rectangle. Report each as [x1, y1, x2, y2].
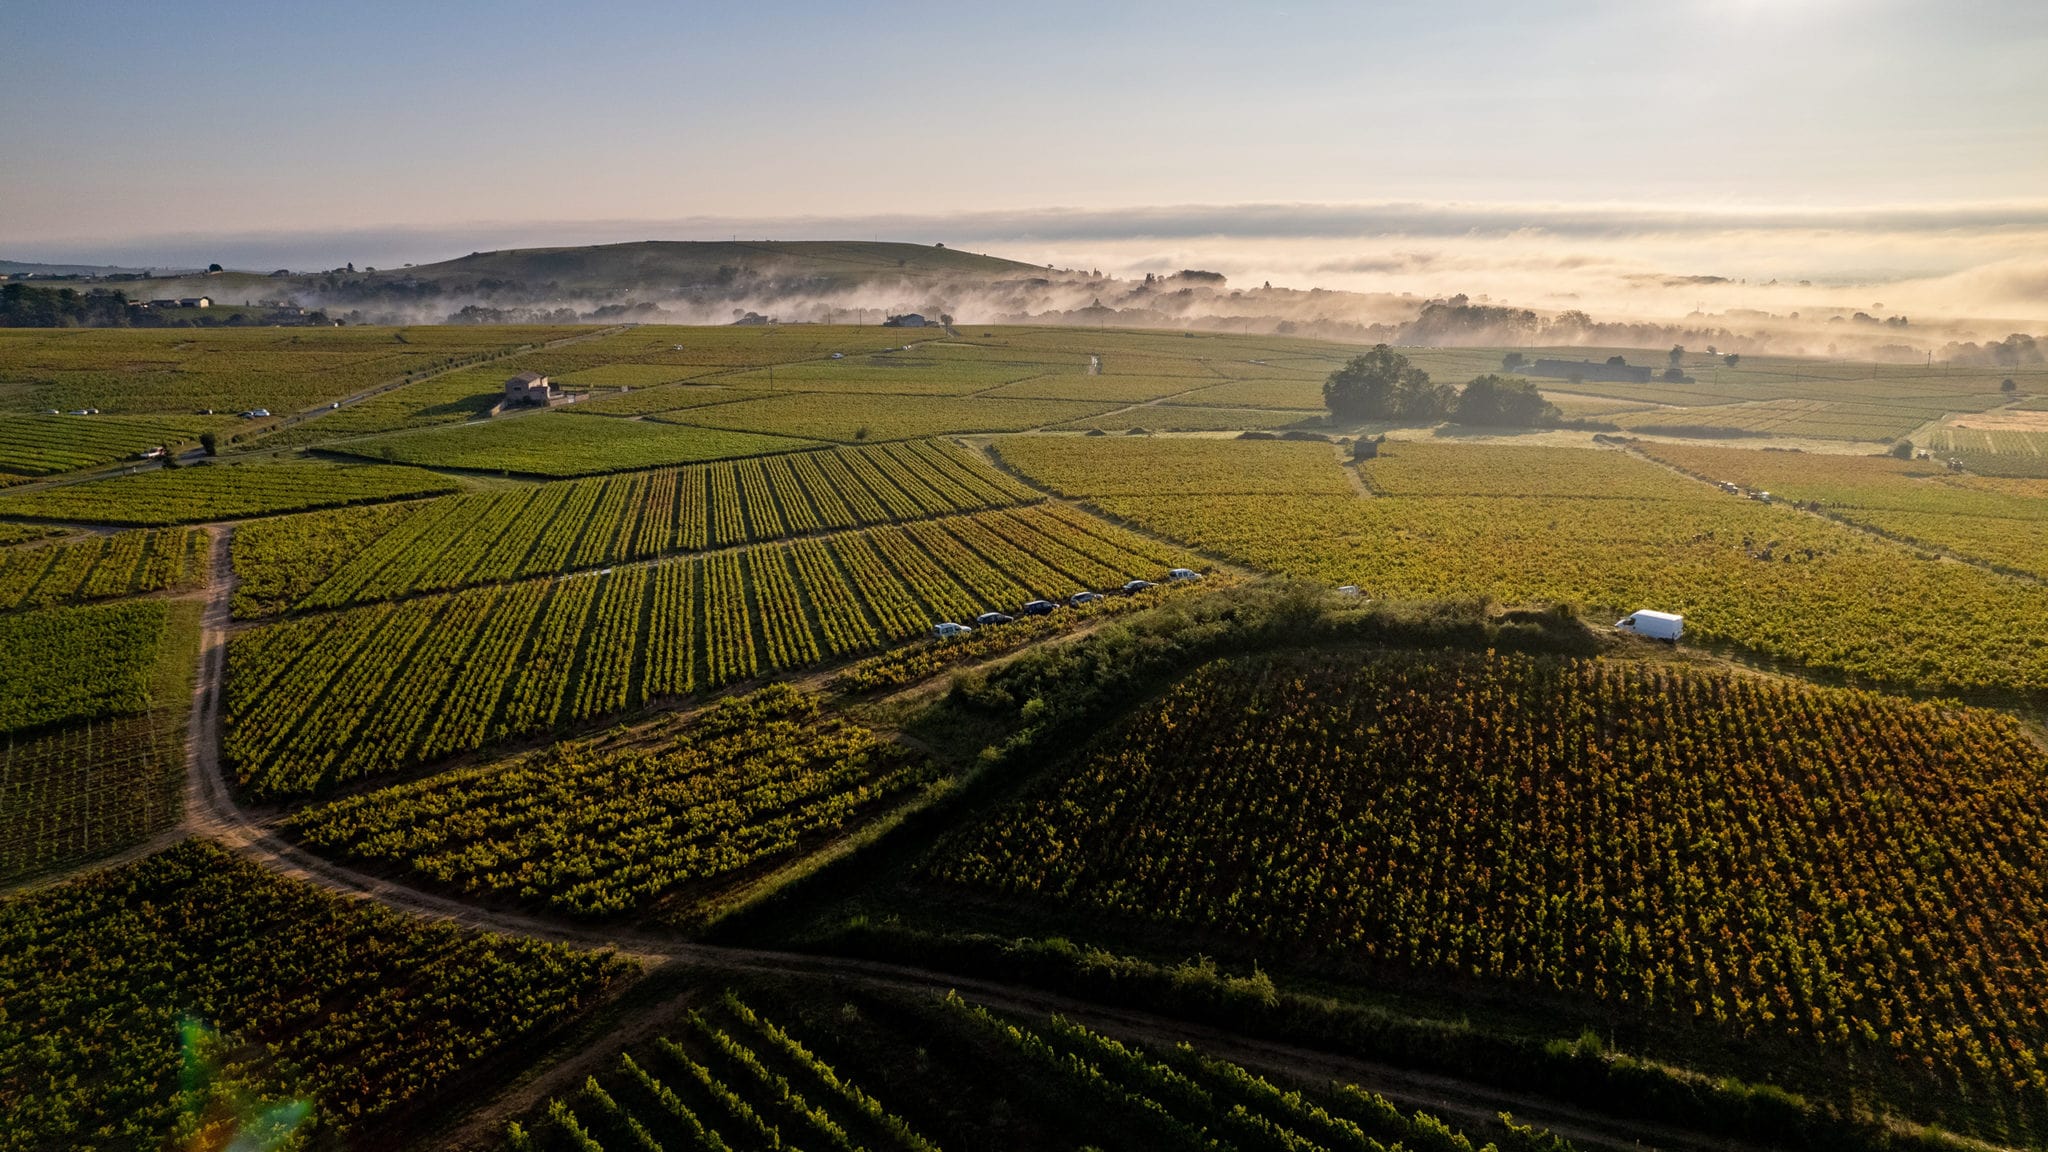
[177, 297, 212, 308]
[494, 371, 580, 415]
[503, 372, 556, 406]
[882, 313, 927, 328]
[1524, 358, 1653, 384]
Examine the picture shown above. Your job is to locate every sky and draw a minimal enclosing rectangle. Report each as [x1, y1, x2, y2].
[4, 0, 2046, 320]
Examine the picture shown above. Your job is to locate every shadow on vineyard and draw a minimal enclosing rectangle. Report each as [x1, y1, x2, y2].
[497, 971, 1589, 1152]
[711, 583, 2048, 1150]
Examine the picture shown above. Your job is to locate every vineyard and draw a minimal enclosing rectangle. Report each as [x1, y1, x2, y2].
[718, 355, 1046, 395]
[0, 460, 460, 525]
[1925, 422, 2048, 479]
[0, 839, 631, 1150]
[228, 501, 425, 618]
[223, 504, 1185, 797]
[831, 576, 1231, 694]
[657, 393, 1117, 442]
[506, 980, 1572, 1152]
[985, 372, 1210, 403]
[0, 525, 206, 610]
[0, 412, 238, 479]
[568, 383, 769, 417]
[993, 435, 1356, 496]
[0, 600, 173, 734]
[287, 686, 935, 918]
[332, 409, 818, 477]
[245, 440, 1045, 613]
[1638, 441, 2048, 579]
[0, 324, 589, 417]
[0, 601, 196, 881]
[1057, 406, 1320, 432]
[929, 649, 2048, 1106]
[998, 437, 2048, 696]
[244, 363, 549, 450]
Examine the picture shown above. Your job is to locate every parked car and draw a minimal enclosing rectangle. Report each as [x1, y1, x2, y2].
[932, 622, 972, 639]
[1122, 580, 1157, 594]
[1020, 599, 1056, 616]
[1069, 591, 1102, 606]
[975, 611, 1014, 626]
[1335, 585, 1363, 597]
[1167, 568, 1202, 581]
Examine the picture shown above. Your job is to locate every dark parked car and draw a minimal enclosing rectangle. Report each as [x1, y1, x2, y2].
[1020, 600, 1057, 616]
[1069, 591, 1102, 606]
[1121, 580, 1157, 594]
[975, 611, 1014, 626]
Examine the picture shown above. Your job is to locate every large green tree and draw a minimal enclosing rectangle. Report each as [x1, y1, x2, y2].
[1323, 345, 1452, 422]
[1451, 373, 1562, 427]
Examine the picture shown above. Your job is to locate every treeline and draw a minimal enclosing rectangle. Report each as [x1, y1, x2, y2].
[0, 283, 332, 328]
[0, 283, 133, 327]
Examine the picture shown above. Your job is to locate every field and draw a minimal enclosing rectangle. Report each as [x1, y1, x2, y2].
[1056, 406, 1322, 431]
[0, 600, 174, 734]
[1638, 441, 2048, 578]
[985, 372, 1215, 403]
[0, 600, 196, 882]
[0, 839, 630, 1149]
[223, 504, 1185, 797]
[1169, 376, 1329, 410]
[228, 501, 425, 617]
[244, 363, 545, 450]
[657, 392, 1117, 442]
[330, 409, 817, 476]
[996, 436, 2048, 697]
[565, 383, 769, 417]
[241, 440, 1044, 613]
[0, 460, 460, 524]
[930, 648, 2048, 1107]
[1926, 419, 2048, 478]
[0, 412, 239, 480]
[505, 978, 1572, 1152]
[0, 325, 589, 418]
[287, 686, 934, 918]
[14, 321, 2048, 1149]
[0, 525, 207, 610]
[716, 355, 1047, 395]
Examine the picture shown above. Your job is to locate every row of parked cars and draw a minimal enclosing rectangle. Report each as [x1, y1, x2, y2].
[932, 569, 1202, 639]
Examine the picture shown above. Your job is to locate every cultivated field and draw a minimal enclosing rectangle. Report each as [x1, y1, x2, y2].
[8, 321, 2048, 1152]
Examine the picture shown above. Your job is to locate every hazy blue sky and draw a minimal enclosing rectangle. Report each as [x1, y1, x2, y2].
[5, 0, 2046, 312]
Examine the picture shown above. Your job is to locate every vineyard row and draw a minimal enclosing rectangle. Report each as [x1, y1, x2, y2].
[278, 439, 1042, 612]
[225, 503, 1183, 798]
[510, 985, 1561, 1152]
[0, 526, 207, 612]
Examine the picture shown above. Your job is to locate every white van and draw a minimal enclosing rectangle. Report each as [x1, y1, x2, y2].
[1615, 610, 1684, 641]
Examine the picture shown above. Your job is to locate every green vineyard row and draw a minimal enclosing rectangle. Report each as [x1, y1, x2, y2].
[0, 526, 207, 611]
[288, 687, 930, 917]
[256, 439, 1043, 613]
[225, 504, 1184, 798]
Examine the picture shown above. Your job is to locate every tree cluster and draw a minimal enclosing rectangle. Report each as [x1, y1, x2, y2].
[0, 284, 133, 327]
[1325, 346, 1562, 427]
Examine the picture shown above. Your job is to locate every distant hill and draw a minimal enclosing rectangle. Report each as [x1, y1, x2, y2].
[377, 240, 1047, 293]
[40, 240, 1066, 325]
[1, 259, 183, 278]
